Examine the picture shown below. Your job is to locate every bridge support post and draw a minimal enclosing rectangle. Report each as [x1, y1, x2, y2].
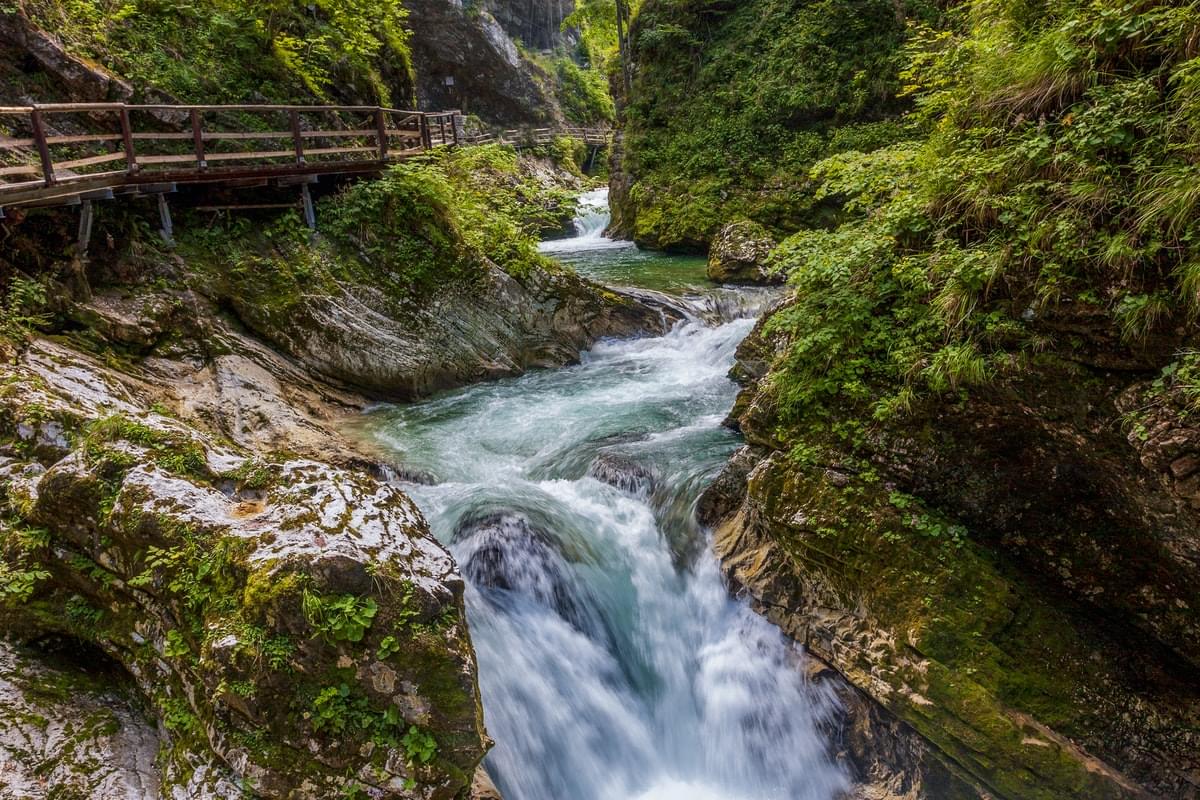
[301, 183, 316, 232]
[76, 199, 95, 256]
[419, 114, 433, 150]
[157, 193, 175, 247]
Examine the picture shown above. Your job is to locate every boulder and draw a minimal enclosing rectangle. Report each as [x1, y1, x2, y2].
[706, 219, 780, 285]
[0, 343, 490, 799]
[701, 447, 1200, 800]
[586, 451, 657, 498]
[228, 260, 670, 400]
[453, 510, 603, 637]
[0, 639, 244, 799]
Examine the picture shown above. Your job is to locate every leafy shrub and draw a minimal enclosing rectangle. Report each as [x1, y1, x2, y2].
[302, 591, 379, 643]
[23, 0, 414, 104]
[758, 0, 1200, 451]
[620, 0, 940, 246]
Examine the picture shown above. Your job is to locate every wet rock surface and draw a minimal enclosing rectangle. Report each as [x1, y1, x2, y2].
[0, 340, 489, 799]
[700, 297, 1200, 799]
[241, 260, 671, 400]
[405, 0, 565, 124]
[706, 219, 780, 286]
[454, 510, 603, 638]
[587, 451, 657, 497]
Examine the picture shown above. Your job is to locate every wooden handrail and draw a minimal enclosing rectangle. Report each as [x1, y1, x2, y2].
[0, 102, 609, 208]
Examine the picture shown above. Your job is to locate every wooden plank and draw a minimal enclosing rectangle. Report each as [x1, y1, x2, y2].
[200, 131, 293, 142]
[32, 102, 127, 112]
[203, 150, 295, 162]
[196, 146, 379, 162]
[375, 108, 388, 160]
[2, 103, 411, 115]
[289, 110, 304, 164]
[194, 203, 299, 211]
[130, 132, 194, 141]
[0, 137, 36, 148]
[190, 109, 206, 168]
[133, 103, 395, 113]
[298, 129, 376, 138]
[55, 151, 127, 170]
[136, 154, 198, 165]
[44, 133, 123, 145]
[420, 115, 432, 150]
[301, 145, 381, 157]
[0, 164, 40, 176]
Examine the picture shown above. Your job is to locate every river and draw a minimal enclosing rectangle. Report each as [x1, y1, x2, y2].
[358, 189, 848, 800]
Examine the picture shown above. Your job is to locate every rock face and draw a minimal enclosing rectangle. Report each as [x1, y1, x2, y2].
[0, 7, 133, 104]
[0, 640, 180, 799]
[233, 260, 669, 400]
[705, 219, 779, 285]
[587, 451, 657, 497]
[404, 0, 569, 123]
[700, 310, 1200, 798]
[0, 340, 489, 798]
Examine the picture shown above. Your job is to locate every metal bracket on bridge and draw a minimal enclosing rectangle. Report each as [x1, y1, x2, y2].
[301, 183, 316, 232]
[77, 199, 95, 256]
[158, 193, 175, 248]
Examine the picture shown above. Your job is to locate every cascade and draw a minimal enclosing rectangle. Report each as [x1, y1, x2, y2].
[363, 193, 846, 800]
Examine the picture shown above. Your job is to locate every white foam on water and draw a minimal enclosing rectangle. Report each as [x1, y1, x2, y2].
[365, 190, 848, 800]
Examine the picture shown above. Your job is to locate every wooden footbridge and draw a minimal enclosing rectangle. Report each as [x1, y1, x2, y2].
[0, 102, 609, 244]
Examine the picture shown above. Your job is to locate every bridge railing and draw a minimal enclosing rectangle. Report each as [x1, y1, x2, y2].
[465, 126, 610, 148]
[0, 104, 462, 205]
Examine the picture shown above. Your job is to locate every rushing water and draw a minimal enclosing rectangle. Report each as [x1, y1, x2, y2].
[358, 190, 848, 800]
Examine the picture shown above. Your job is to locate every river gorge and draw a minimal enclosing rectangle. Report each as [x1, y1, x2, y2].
[356, 191, 848, 800]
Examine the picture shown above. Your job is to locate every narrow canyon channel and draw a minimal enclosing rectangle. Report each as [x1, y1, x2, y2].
[356, 190, 849, 800]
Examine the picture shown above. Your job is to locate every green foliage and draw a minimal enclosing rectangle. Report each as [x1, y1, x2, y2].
[0, 558, 50, 605]
[321, 146, 560, 295]
[553, 57, 616, 124]
[0, 276, 50, 347]
[163, 628, 191, 658]
[175, 146, 570, 332]
[0, 514, 51, 607]
[308, 681, 438, 768]
[621, 0, 937, 246]
[160, 695, 203, 738]
[82, 414, 209, 487]
[132, 524, 244, 628]
[757, 0, 1200, 444]
[376, 634, 401, 660]
[24, 0, 413, 104]
[401, 724, 438, 764]
[302, 590, 378, 643]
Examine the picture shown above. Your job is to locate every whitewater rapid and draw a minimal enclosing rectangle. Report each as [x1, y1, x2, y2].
[362, 190, 847, 800]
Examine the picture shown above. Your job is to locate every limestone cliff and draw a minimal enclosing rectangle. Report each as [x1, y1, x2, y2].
[698, 303, 1200, 799]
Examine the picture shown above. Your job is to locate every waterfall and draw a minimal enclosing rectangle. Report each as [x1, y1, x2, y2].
[539, 188, 628, 253]
[363, 193, 847, 800]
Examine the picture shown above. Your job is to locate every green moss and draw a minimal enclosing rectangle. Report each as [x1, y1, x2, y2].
[750, 460, 1164, 799]
[82, 414, 209, 484]
[175, 145, 570, 323]
[242, 567, 306, 622]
